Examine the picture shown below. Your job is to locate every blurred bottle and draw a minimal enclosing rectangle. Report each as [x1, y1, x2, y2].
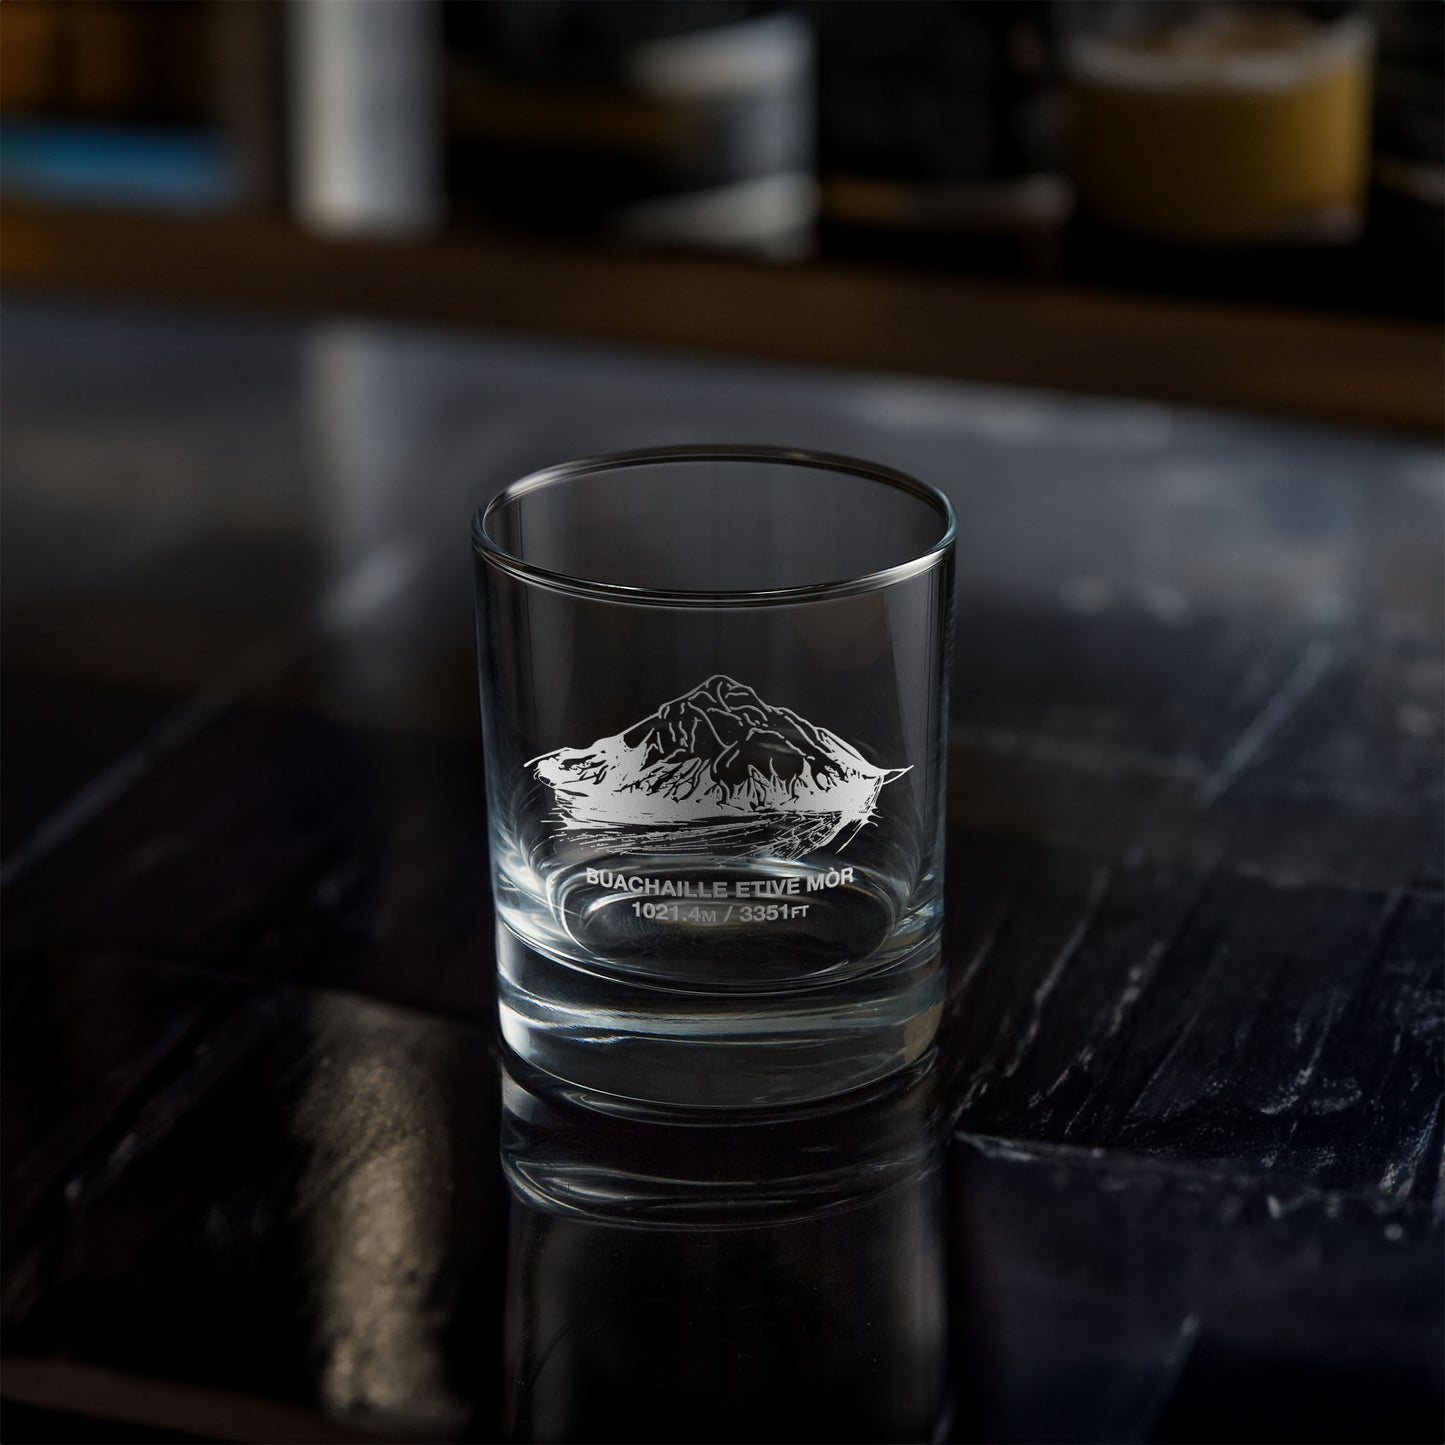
[443, 1, 815, 258]
[0, 0, 213, 123]
[1066, 1, 1373, 246]
[0, 1, 245, 214]
[1365, 1, 1443, 315]
[0, 0, 61, 115]
[809, 1, 1068, 274]
[290, 0, 443, 238]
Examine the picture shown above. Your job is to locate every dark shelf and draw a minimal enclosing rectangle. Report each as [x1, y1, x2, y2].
[2, 204, 1440, 435]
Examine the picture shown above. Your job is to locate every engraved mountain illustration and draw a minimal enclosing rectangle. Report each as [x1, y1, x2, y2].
[530, 675, 907, 857]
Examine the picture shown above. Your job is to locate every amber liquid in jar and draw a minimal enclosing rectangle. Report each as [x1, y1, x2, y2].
[1070, 9, 1372, 245]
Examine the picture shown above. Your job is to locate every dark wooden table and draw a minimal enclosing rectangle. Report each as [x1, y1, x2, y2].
[2, 295, 1441, 1444]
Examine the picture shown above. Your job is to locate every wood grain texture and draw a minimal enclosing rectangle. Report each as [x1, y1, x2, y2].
[939, 841, 1443, 1197]
[4, 969, 507, 1438]
[950, 1136, 1441, 1443]
[1, 299, 1439, 1441]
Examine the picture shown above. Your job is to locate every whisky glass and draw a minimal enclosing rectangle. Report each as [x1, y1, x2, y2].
[473, 446, 954, 1106]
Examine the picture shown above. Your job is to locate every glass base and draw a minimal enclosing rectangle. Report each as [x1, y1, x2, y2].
[495, 921, 943, 1109]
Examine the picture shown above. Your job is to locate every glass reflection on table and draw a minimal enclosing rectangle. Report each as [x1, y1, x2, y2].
[500, 1050, 952, 1443]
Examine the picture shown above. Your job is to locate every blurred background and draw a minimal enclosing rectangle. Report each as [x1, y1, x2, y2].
[1, 0, 1441, 432]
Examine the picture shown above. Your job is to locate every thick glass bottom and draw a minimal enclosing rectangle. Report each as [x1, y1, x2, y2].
[495, 921, 944, 1108]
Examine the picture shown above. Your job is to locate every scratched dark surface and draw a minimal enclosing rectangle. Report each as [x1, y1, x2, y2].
[2, 296, 1441, 1444]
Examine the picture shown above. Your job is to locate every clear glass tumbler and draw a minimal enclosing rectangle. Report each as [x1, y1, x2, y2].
[473, 446, 955, 1106]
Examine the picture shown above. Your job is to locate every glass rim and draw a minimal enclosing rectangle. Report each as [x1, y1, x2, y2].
[472, 444, 957, 608]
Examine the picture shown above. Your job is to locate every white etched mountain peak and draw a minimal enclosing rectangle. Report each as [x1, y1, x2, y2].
[530, 675, 907, 854]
